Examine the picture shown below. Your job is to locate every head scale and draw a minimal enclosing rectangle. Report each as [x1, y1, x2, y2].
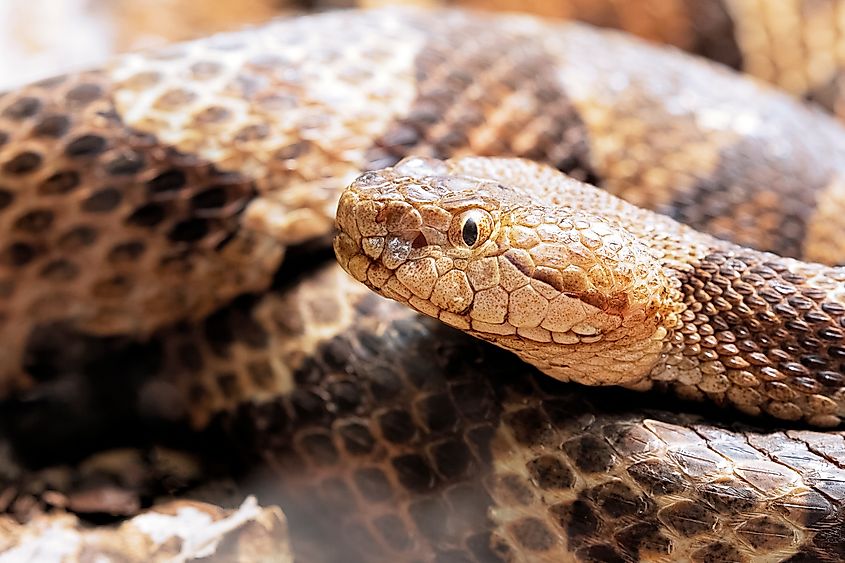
[334, 156, 679, 386]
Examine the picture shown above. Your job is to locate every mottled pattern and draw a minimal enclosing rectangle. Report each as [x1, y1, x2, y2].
[4, 8, 845, 395]
[336, 157, 845, 425]
[163, 263, 845, 562]
[6, 6, 845, 560]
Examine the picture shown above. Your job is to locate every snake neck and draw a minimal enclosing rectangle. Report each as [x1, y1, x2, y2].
[646, 242, 845, 425]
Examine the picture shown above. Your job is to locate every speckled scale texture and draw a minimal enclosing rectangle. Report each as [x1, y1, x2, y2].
[335, 157, 845, 426]
[0, 70, 282, 394]
[5, 7, 845, 395]
[168, 263, 845, 562]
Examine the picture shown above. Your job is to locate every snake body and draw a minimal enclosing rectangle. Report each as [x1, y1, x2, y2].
[335, 156, 845, 426]
[4, 5, 845, 562]
[156, 263, 845, 562]
[4, 8, 845, 395]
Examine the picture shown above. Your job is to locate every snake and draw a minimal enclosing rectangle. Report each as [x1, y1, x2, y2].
[334, 155, 845, 426]
[3, 4, 845, 562]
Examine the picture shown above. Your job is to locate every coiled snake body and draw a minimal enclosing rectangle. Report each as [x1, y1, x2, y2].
[4, 6, 845, 562]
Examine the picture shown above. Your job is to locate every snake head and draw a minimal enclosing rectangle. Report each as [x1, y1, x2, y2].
[334, 156, 679, 386]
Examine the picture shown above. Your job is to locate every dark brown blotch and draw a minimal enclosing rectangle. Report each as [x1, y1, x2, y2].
[691, 541, 747, 563]
[658, 500, 718, 537]
[147, 169, 187, 196]
[191, 187, 230, 211]
[245, 361, 273, 389]
[39, 259, 79, 282]
[505, 407, 557, 447]
[2, 96, 41, 119]
[214, 371, 240, 398]
[82, 188, 122, 213]
[494, 473, 534, 506]
[735, 515, 795, 550]
[58, 225, 98, 249]
[699, 480, 761, 512]
[168, 219, 209, 243]
[33, 114, 70, 137]
[550, 500, 601, 546]
[337, 421, 375, 456]
[431, 439, 471, 480]
[3, 151, 42, 174]
[613, 521, 672, 558]
[65, 134, 107, 157]
[378, 409, 416, 444]
[194, 106, 232, 125]
[126, 203, 166, 227]
[91, 275, 133, 299]
[588, 480, 651, 519]
[289, 389, 329, 424]
[563, 434, 616, 473]
[0, 242, 37, 267]
[13, 209, 54, 234]
[526, 454, 575, 490]
[391, 454, 437, 492]
[299, 431, 339, 466]
[107, 241, 146, 263]
[0, 188, 12, 210]
[627, 459, 688, 496]
[408, 497, 449, 541]
[416, 392, 458, 433]
[105, 152, 146, 175]
[39, 170, 80, 195]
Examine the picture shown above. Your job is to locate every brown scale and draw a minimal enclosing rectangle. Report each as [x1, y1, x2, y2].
[0, 70, 281, 394]
[136, 263, 845, 562]
[663, 247, 845, 425]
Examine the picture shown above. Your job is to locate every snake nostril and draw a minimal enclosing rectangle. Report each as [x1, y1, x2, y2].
[411, 233, 428, 249]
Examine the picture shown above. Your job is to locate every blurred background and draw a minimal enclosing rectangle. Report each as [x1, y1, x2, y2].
[4, 0, 844, 117]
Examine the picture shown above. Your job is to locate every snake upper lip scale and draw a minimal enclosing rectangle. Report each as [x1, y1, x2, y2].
[334, 156, 845, 427]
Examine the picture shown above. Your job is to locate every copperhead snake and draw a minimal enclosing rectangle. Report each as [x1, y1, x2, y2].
[3, 5, 845, 562]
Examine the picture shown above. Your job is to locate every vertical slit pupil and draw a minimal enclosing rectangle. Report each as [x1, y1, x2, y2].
[462, 218, 478, 247]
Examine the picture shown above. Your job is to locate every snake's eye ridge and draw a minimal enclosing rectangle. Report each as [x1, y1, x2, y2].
[449, 209, 492, 249]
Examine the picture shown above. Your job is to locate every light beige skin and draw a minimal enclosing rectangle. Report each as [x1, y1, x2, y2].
[335, 157, 845, 425]
[335, 156, 695, 387]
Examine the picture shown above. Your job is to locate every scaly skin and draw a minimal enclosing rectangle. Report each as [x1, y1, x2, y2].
[8, 262, 845, 561]
[124, 263, 845, 562]
[5, 8, 845, 397]
[335, 157, 845, 426]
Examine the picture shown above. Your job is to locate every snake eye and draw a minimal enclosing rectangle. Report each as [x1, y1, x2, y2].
[449, 209, 493, 249]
